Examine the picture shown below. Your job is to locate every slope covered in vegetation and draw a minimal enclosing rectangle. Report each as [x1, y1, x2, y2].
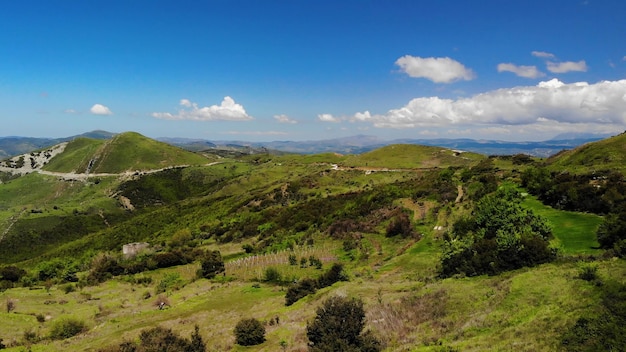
[43, 132, 210, 174]
[0, 133, 624, 351]
[546, 131, 626, 173]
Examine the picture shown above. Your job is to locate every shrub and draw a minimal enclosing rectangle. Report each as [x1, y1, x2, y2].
[441, 187, 555, 277]
[62, 283, 75, 294]
[578, 262, 599, 282]
[263, 267, 282, 283]
[152, 252, 185, 268]
[316, 263, 346, 288]
[234, 318, 266, 346]
[22, 329, 39, 344]
[6, 298, 16, 313]
[307, 296, 381, 352]
[288, 253, 298, 265]
[285, 264, 347, 306]
[597, 212, 626, 251]
[386, 211, 413, 237]
[309, 255, 323, 269]
[285, 278, 317, 306]
[137, 326, 192, 351]
[0, 265, 27, 282]
[156, 272, 184, 293]
[197, 250, 225, 279]
[49, 317, 87, 339]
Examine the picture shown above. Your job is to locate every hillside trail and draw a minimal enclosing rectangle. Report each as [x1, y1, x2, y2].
[0, 209, 27, 243]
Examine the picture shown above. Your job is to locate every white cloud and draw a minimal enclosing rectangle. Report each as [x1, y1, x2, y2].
[497, 63, 545, 78]
[347, 79, 626, 131]
[532, 51, 556, 59]
[318, 113, 341, 123]
[90, 104, 112, 115]
[274, 114, 297, 124]
[547, 60, 588, 73]
[152, 96, 252, 121]
[395, 55, 475, 83]
[64, 109, 77, 114]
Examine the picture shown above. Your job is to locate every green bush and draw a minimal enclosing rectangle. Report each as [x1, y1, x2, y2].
[197, 250, 225, 279]
[316, 263, 346, 288]
[285, 264, 347, 306]
[0, 265, 27, 282]
[263, 267, 282, 283]
[441, 187, 555, 277]
[156, 273, 184, 294]
[597, 212, 626, 252]
[578, 262, 599, 282]
[285, 278, 317, 306]
[234, 318, 265, 346]
[49, 317, 87, 340]
[307, 296, 381, 352]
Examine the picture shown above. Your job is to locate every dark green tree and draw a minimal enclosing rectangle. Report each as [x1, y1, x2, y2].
[234, 318, 265, 346]
[285, 278, 317, 306]
[597, 212, 626, 252]
[0, 265, 26, 282]
[441, 187, 555, 277]
[307, 296, 381, 352]
[197, 250, 225, 279]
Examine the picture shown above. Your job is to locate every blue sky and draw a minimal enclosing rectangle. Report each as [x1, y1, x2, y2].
[1, 0, 625, 142]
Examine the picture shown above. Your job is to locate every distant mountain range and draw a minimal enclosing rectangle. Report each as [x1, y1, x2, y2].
[0, 130, 617, 159]
[161, 132, 617, 158]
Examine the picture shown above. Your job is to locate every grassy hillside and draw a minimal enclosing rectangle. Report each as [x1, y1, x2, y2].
[42, 138, 106, 173]
[1, 134, 625, 351]
[546, 131, 626, 173]
[342, 144, 485, 169]
[44, 132, 210, 174]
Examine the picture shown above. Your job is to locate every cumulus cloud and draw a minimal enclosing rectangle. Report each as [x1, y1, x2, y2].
[546, 60, 588, 73]
[152, 96, 252, 121]
[346, 79, 626, 130]
[274, 114, 297, 124]
[395, 55, 475, 83]
[90, 104, 112, 115]
[318, 113, 341, 123]
[497, 63, 545, 78]
[532, 51, 556, 59]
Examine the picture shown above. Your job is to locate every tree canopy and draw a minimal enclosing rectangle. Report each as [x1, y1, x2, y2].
[441, 187, 556, 277]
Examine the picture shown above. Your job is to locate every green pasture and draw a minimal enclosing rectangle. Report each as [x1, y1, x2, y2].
[523, 195, 602, 254]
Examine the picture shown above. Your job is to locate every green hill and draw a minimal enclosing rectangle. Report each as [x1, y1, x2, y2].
[342, 144, 485, 169]
[43, 132, 210, 174]
[546, 131, 626, 173]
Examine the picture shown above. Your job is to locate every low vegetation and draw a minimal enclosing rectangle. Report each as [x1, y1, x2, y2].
[0, 132, 625, 351]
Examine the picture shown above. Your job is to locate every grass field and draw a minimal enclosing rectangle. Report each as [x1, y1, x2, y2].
[522, 195, 602, 255]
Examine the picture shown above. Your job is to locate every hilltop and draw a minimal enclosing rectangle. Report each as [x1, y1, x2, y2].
[0, 132, 624, 351]
[0, 132, 211, 177]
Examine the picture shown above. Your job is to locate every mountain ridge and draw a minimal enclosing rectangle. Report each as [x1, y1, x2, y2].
[1, 130, 617, 160]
